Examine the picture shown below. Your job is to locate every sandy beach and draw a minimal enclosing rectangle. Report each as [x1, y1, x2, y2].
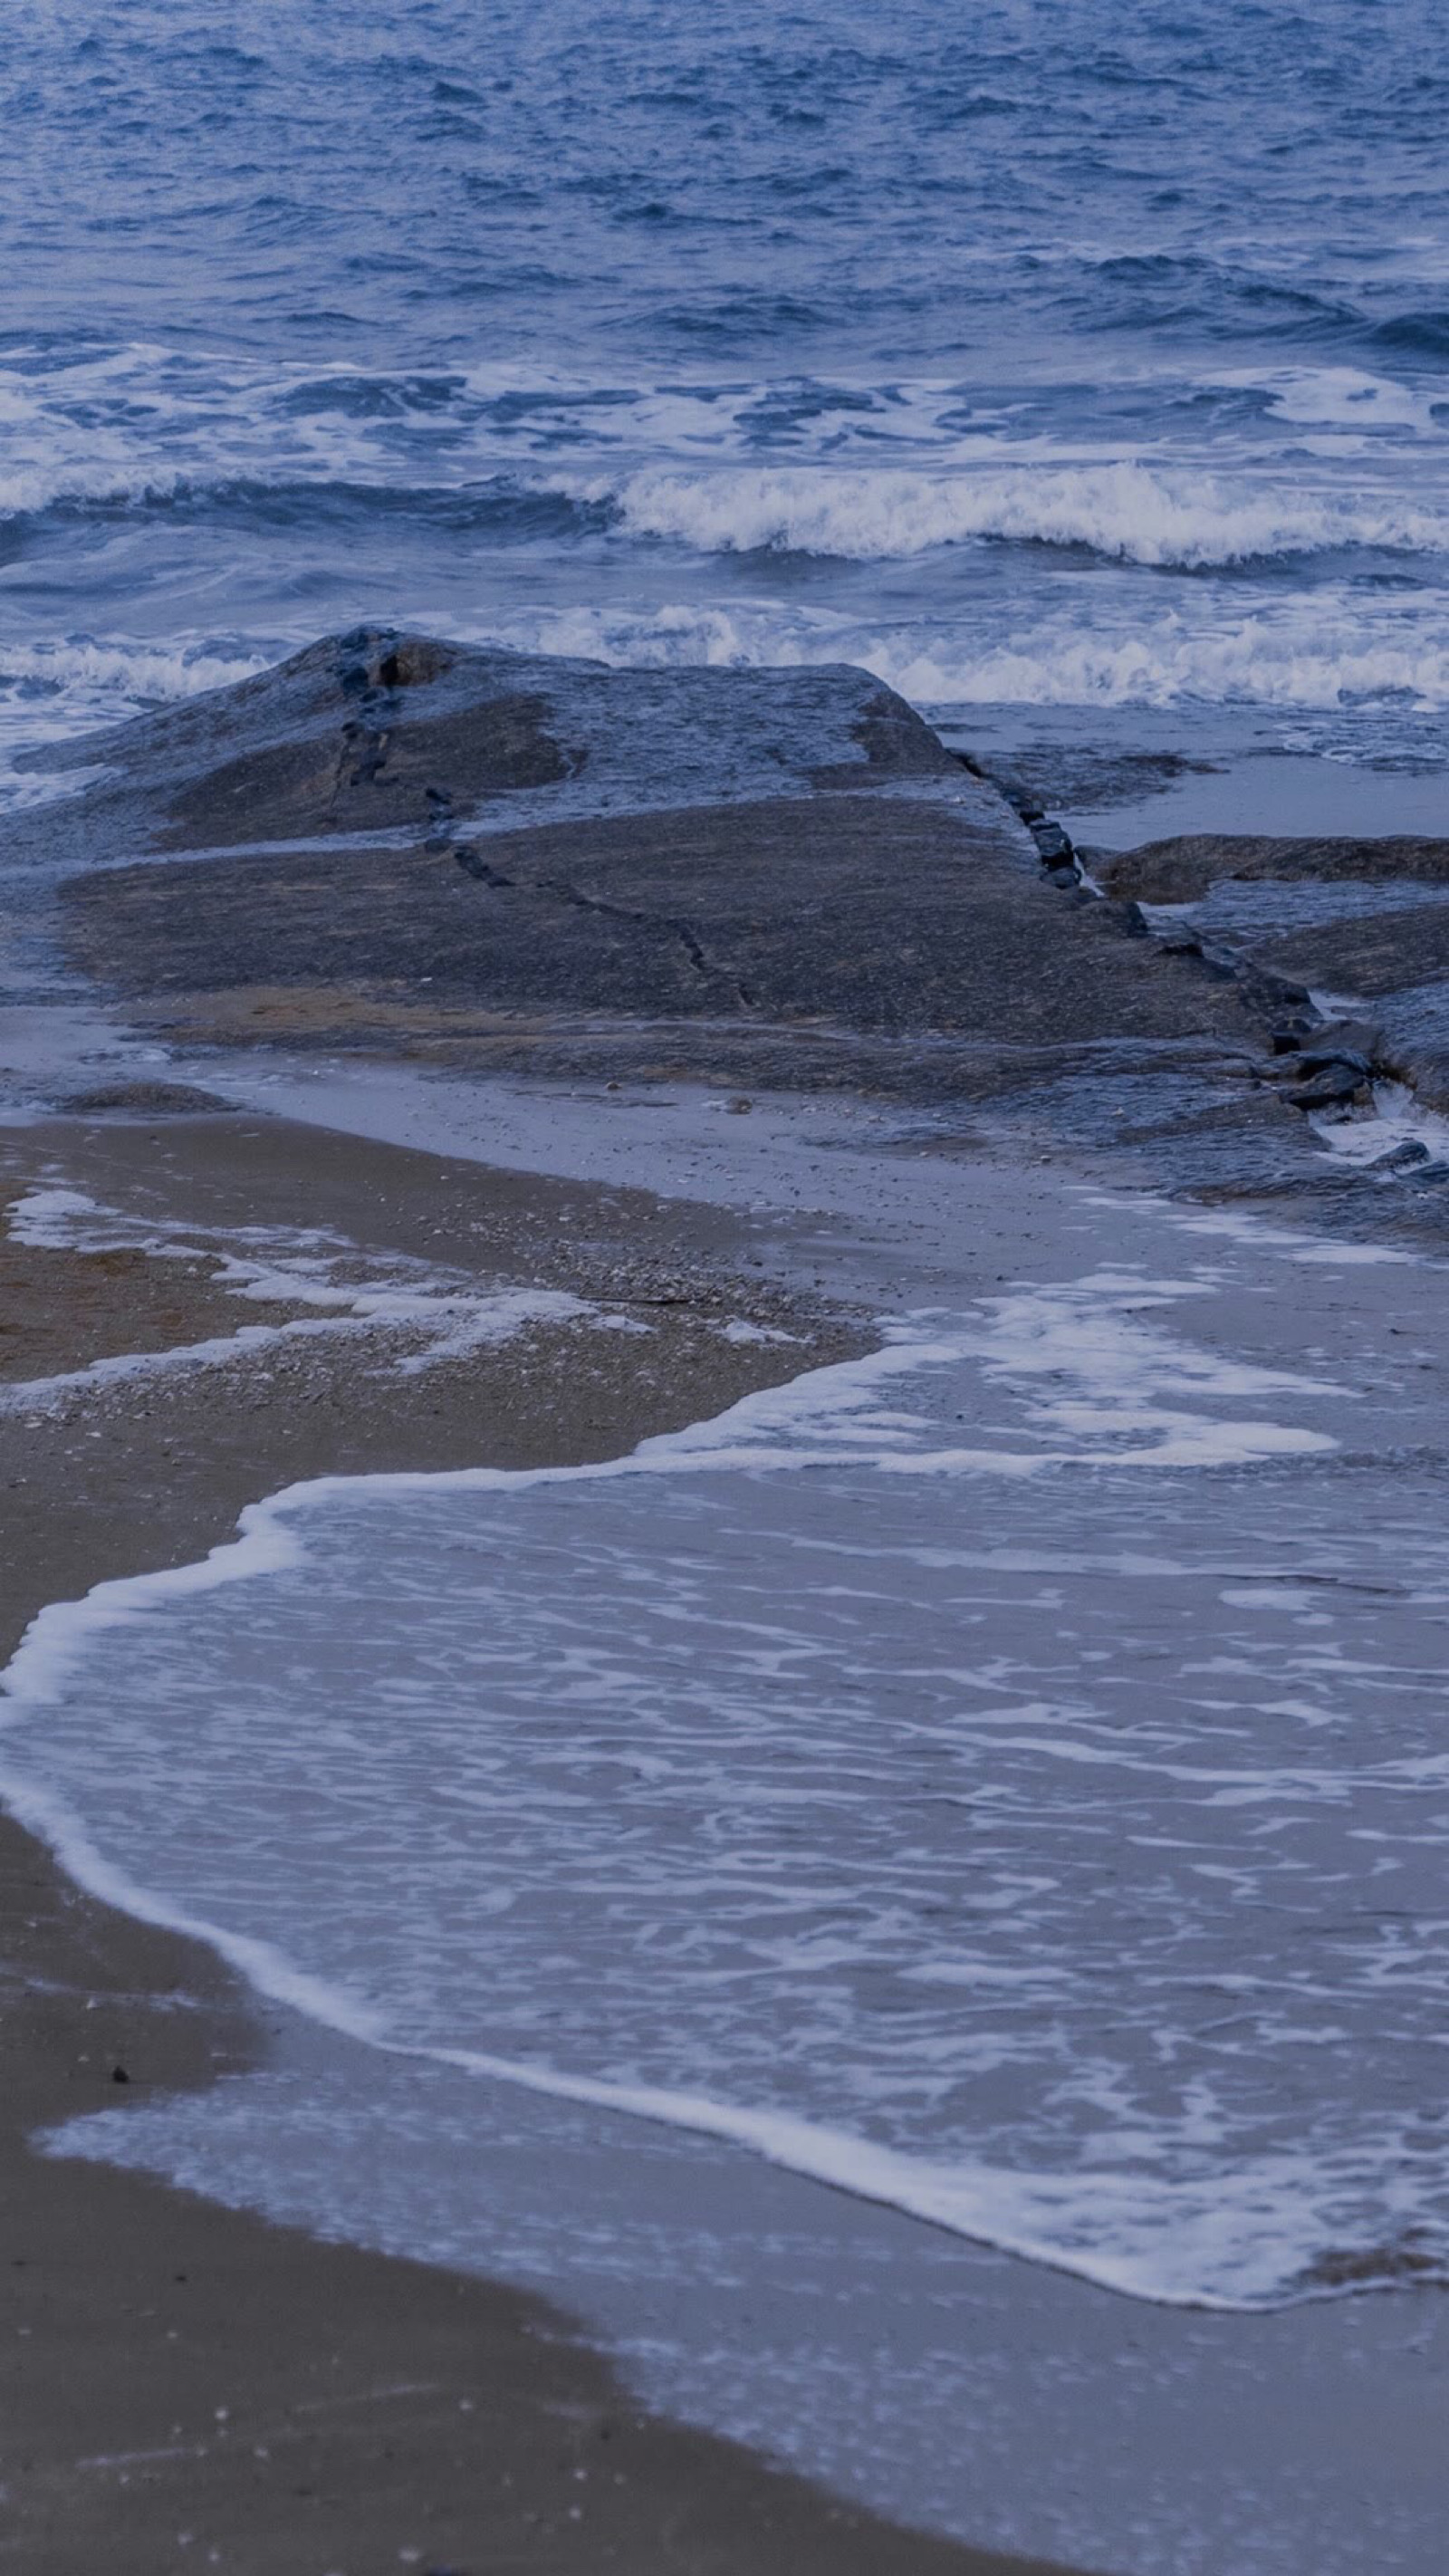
[5, 1036, 1449, 2571]
[2, 1100, 1090, 2576]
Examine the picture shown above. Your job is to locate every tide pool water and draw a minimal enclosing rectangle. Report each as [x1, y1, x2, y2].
[7, 1261, 1449, 2315]
[6, 0, 1449, 808]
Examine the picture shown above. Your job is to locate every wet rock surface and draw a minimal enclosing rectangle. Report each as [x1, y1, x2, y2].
[1095, 832, 1449, 907]
[15, 630, 1449, 1247]
[984, 745, 1224, 818]
[1089, 832, 1449, 1120]
[45, 631, 1252, 1055]
[16, 627, 964, 860]
[65, 793, 1263, 1050]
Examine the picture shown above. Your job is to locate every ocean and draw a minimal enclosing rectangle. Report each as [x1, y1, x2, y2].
[5, 0, 1449, 813]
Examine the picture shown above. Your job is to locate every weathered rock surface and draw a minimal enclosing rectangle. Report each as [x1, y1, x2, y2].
[49, 630, 1263, 1079]
[66, 793, 1264, 1053]
[986, 745, 1223, 820]
[21, 627, 964, 854]
[1253, 906, 1449, 1004]
[30, 628, 1449, 1235]
[1096, 834, 1449, 907]
[1090, 832, 1449, 1113]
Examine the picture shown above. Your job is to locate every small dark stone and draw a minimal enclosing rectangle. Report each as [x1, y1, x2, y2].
[1296, 1019, 1386, 1070]
[110, 2065, 130, 2083]
[1048, 865, 1079, 890]
[1304, 1045, 1374, 1080]
[1237, 965, 1315, 1014]
[1107, 900, 1152, 939]
[1031, 821, 1073, 863]
[1286, 1065, 1371, 1110]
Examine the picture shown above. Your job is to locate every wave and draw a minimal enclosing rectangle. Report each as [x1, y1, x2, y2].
[0, 461, 196, 519]
[1365, 308, 1449, 362]
[0, 636, 273, 812]
[569, 460, 1449, 569]
[456, 595, 1449, 714]
[0, 637, 267, 702]
[8, 338, 1449, 580]
[883, 617, 1449, 713]
[15, 452, 1446, 573]
[0, 460, 608, 542]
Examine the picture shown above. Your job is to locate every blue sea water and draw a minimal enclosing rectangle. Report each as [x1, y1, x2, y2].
[5, 0, 1449, 799]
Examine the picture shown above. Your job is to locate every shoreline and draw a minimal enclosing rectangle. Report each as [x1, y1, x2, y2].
[8, 1051, 1449, 2573]
[0, 1100, 1076, 2576]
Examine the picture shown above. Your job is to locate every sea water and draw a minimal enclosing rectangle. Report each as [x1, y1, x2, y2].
[7, 1257, 1449, 2317]
[6, 0, 1449, 807]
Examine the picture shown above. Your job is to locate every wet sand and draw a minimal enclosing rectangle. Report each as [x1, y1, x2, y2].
[0, 1105, 1075, 2576]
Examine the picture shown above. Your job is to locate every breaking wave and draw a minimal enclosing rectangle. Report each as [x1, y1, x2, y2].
[0, 637, 268, 703]
[0, 636, 273, 812]
[458, 594, 1449, 714]
[570, 460, 1449, 569]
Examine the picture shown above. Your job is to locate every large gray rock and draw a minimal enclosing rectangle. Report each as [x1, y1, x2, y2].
[24, 630, 1449, 1238]
[47, 630, 1262, 1084]
[20, 626, 965, 856]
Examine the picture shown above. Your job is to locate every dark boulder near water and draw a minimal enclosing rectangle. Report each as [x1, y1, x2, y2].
[1095, 832, 1449, 1113]
[46, 629, 1260, 1070]
[23, 627, 1449, 1245]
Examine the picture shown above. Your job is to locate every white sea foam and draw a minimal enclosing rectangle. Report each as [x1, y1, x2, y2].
[4, 1722, 1408, 2312]
[2, 1184, 604, 1404]
[2, 1265, 1393, 2316]
[0, 636, 272, 812]
[0, 638, 265, 703]
[566, 459, 1449, 568]
[1310, 1081, 1449, 1171]
[452, 589, 1449, 716]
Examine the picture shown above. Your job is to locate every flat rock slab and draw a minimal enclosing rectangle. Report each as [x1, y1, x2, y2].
[21, 631, 1444, 1238]
[1097, 834, 1449, 906]
[44, 629, 1271, 1103]
[1252, 904, 1449, 1002]
[66, 792, 1263, 1060]
[17, 626, 971, 869]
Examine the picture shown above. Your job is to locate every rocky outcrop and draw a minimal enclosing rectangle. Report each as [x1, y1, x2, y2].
[26, 630, 1449, 1236]
[1093, 833, 1449, 907]
[49, 630, 1271, 1084]
[1085, 831, 1449, 1115]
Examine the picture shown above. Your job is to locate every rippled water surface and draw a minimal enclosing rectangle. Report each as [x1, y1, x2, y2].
[8, 1264, 1449, 2313]
[6, 0, 1449, 797]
